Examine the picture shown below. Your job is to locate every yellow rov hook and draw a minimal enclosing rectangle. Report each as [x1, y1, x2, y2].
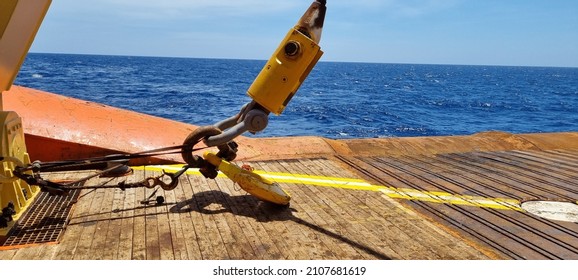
[203, 152, 291, 206]
[182, 0, 327, 156]
[180, 1, 326, 206]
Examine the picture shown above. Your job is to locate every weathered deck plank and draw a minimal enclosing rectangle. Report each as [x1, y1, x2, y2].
[173, 174, 203, 259]
[211, 167, 285, 260]
[72, 187, 106, 260]
[130, 176, 147, 260]
[90, 178, 117, 260]
[186, 173, 228, 259]
[295, 158, 486, 259]
[50, 173, 97, 260]
[272, 159, 390, 259]
[259, 160, 341, 259]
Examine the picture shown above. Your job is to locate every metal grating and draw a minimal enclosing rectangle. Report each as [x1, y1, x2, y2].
[1, 188, 81, 247]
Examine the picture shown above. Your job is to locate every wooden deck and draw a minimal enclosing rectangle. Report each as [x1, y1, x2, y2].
[339, 149, 578, 259]
[1, 147, 578, 260]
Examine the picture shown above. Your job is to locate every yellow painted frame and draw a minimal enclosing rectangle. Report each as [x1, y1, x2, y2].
[0, 0, 51, 93]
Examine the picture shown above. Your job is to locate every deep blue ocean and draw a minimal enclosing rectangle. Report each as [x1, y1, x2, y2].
[15, 53, 578, 139]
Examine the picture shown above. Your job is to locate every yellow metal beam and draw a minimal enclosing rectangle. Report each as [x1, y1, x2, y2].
[0, 112, 38, 236]
[0, 0, 51, 93]
[0, 0, 51, 236]
[0, 0, 19, 39]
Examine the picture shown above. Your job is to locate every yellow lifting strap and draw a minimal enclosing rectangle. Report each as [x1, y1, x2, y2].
[204, 152, 291, 206]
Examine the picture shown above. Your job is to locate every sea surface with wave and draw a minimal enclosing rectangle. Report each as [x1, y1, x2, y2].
[15, 53, 578, 139]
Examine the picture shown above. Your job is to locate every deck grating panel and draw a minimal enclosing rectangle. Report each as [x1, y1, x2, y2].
[1, 188, 81, 248]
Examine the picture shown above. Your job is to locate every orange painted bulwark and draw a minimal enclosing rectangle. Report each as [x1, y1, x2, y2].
[3, 85, 198, 165]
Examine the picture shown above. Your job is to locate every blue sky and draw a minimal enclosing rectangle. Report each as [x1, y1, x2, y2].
[31, 0, 578, 67]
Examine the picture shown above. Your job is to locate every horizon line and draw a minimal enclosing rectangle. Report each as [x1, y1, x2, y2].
[28, 51, 578, 69]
